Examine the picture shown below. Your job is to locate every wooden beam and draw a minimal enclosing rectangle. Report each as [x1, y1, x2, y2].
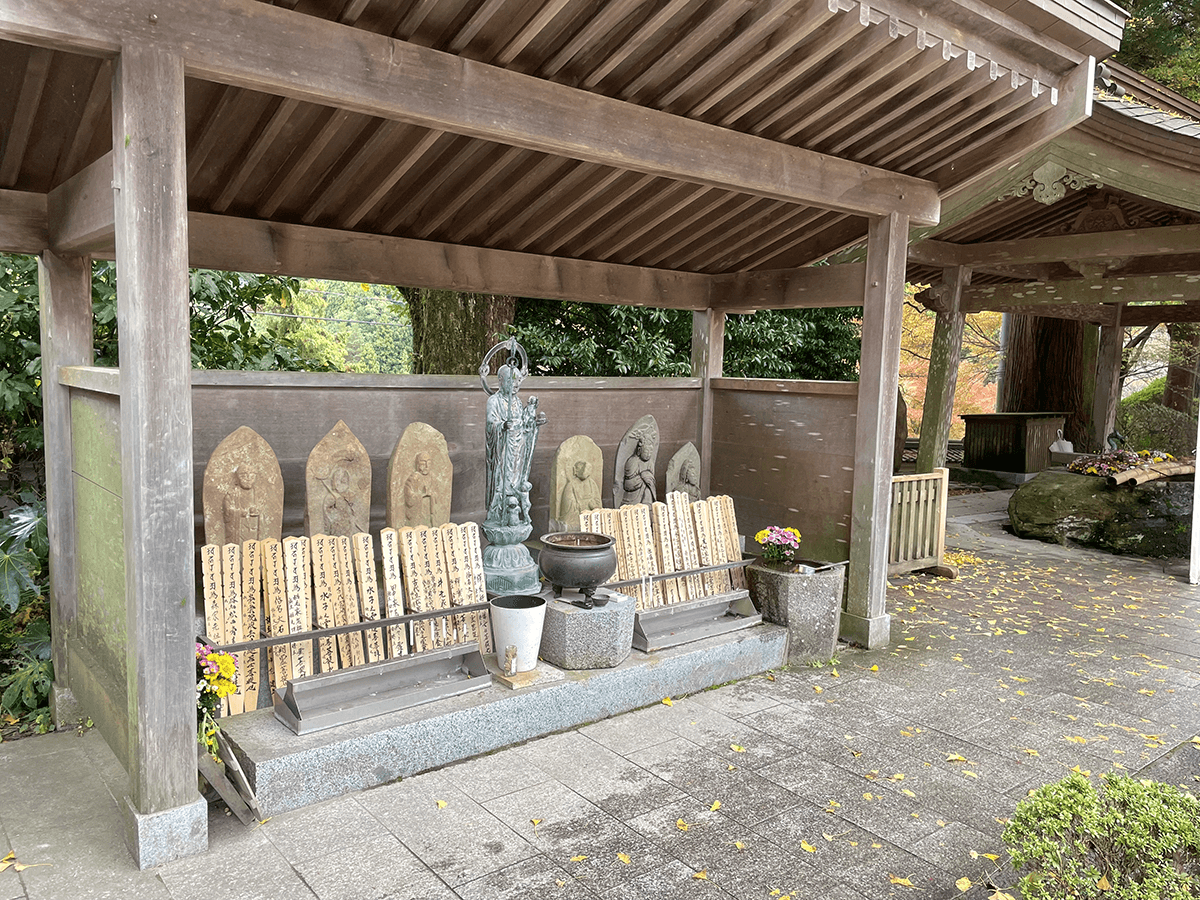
[0, 46, 53, 187]
[0, 0, 941, 224]
[982, 302, 1119, 325]
[1092, 309, 1122, 450]
[929, 57, 1094, 194]
[48, 152, 114, 254]
[914, 222, 1200, 270]
[0, 189, 48, 253]
[37, 250, 93, 725]
[844, 211, 908, 650]
[692, 309, 725, 497]
[1120, 304, 1200, 327]
[708, 263, 866, 311]
[111, 43, 198, 819]
[963, 273, 1200, 313]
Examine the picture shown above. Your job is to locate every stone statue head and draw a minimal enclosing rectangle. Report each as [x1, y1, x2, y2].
[573, 459, 590, 481]
[234, 466, 256, 490]
[497, 363, 522, 396]
[415, 452, 430, 474]
[680, 459, 696, 483]
[635, 436, 652, 461]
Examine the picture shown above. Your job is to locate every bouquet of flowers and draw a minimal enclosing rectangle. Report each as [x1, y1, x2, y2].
[196, 642, 237, 760]
[754, 525, 802, 567]
[1067, 448, 1175, 477]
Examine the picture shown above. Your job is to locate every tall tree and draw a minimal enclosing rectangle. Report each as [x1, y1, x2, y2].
[1115, 0, 1200, 100]
[408, 290, 515, 375]
[1000, 315, 1093, 447]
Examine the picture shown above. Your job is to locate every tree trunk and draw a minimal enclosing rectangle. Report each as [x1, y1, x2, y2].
[1163, 322, 1200, 414]
[1000, 314, 1092, 448]
[408, 290, 516, 375]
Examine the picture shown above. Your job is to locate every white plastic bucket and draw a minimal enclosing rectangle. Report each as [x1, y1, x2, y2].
[489, 594, 547, 674]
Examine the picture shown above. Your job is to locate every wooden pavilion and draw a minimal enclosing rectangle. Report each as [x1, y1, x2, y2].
[903, 62, 1200, 471]
[1, 0, 1122, 864]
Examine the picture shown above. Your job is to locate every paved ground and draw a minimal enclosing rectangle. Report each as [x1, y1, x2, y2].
[2, 488, 1198, 899]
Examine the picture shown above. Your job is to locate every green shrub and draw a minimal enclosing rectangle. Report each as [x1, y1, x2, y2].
[1117, 402, 1196, 456]
[1003, 773, 1200, 899]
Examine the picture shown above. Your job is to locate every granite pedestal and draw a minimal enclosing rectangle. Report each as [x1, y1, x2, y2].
[539, 587, 635, 669]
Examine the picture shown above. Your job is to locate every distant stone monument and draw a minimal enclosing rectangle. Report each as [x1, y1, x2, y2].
[550, 435, 603, 532]
[387, 422, 452, 529]
[614, 414, 659, 507]
[480, 338, 545, 594]
[202, 426, 284, 547]
[665, 442, 701, 503]
[306, 420, 371, 537]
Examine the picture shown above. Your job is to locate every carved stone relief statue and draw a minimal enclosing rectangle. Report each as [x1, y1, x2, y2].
[306, 420, 371, 537]
[387, 422, 452, 529]
[202, 426, 283, 547]
[613, 414, 659, 507]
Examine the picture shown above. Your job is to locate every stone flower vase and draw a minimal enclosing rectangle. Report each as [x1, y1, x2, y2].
[747, 559, 846, 664]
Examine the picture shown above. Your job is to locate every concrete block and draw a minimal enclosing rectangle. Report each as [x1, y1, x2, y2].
[121, 793, 207, 870]
[539, 589, 635, 669]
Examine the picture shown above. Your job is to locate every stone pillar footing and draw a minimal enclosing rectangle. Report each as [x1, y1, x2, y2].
[838, 611, 891, 649]
[122, 793, 207, 869]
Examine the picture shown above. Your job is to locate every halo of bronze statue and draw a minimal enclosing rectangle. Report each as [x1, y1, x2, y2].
[479, 337, 546, 595]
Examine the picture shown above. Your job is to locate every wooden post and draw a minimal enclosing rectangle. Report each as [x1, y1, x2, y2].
[1092, 309, 1123, 451]
[111, 45, 198, 820]
[37, 250, 93, 725]
[915, 267, 969, 473]
[692, 308, 725, 497]
[843, 212, 908, 649]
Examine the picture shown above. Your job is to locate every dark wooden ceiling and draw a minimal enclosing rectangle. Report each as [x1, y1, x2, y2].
[0, 0, 1104, 276]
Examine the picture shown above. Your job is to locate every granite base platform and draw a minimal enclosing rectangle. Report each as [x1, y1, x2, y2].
[220, 624, 786, 817]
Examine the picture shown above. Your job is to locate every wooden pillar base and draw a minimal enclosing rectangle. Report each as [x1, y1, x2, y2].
[121, 792, 207, 870]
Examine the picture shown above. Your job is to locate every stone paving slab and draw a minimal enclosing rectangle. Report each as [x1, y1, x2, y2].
[2, 493, 1199, 899]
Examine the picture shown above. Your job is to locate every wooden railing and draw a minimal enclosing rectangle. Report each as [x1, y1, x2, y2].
[888, 467, 949, 576]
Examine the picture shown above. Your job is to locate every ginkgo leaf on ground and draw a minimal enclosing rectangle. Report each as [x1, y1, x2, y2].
[800, 840, 816, 853]
[570, 855, 588, 862]
[956, 876, 972, 891]
[435, 799, 447, 809]
[662, 697, 673, 706]
[888, 874, 916, 887]
[616, 852, 631, 864]
[693, 870, 708, 880]
[710, 800, 721, 811]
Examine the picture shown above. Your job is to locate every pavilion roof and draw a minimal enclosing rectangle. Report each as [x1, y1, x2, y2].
[0, 0, 1116, 293]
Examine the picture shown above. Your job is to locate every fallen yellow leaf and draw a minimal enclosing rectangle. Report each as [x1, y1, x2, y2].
[570, 855, 588, 862]
[531, 818, 542, 826]
[1065, 735, 1088, 744]
[800, 841, 816, 853]
[870, 665, 879, 672]
[946, 753, 968, 763]
[889, 874, 916, 887]
[676, 818, 690, 832]
[1071, 766, 1091, 777]
[813, 686, 823, 694]
[693, 870, 708, 880]
[1023, 748, 1040, 756]
[616, 852, 631, 864]
[710, 800, 721, 811]
[901, 789, 916, 798]
[733, 841, 745, 851]
[435, 799, 448, 809]
[662, 697, 673, 707]
[956, 876, 973, 892]
[863, 792, 874, 800]
[989, 891, 1017, 900]
[730, 744, 746, 753]
[1097, 874, 1111, 890]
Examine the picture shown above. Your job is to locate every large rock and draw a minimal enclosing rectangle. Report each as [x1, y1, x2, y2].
[1009, 470, 1193, 558]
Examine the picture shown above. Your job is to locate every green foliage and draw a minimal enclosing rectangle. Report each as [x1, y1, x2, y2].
[0, 252, 338, 502]
[1116, 0, 1200, 101]
[0, 497, 47, 614]
[256, 279, 412, 374]
[1003, 773, 1200, 899]
[510, 301, 861, 380]
[0, 498, 52, 731]
[1117, 377, 1196, 456]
